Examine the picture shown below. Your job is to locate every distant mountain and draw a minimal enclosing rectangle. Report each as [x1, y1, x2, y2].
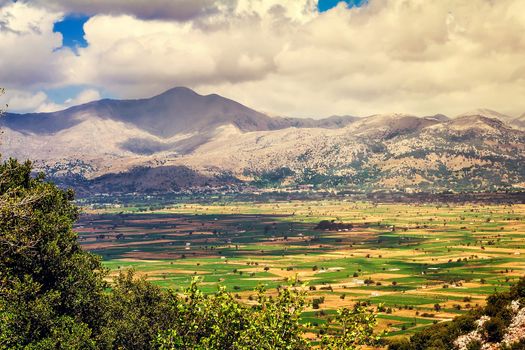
[457, 108, 514, 120]
[2, 87, 283, 137]
[1, 87, 524, 194]
[457, 108, 524, 130]
[1, 87, 359, 156]
[2, 87, 360, 137]
[511, 113, 525, 130]
[273, 115, 359, 129]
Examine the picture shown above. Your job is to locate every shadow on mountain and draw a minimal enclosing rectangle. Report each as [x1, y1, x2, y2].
[52, 165, 240, 195]
[90, 166, 239, 193]
[1, 112, 83, 135]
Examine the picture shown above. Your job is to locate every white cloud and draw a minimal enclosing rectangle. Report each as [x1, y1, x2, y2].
[0, 88, 101, 113]
[0, 2, 73, 88]
[68, 0, 318, 96]
[0, 90, 48, 112]
[2, 0, 525, 117]
[37, 88, 101, 112]
[64, 88, 101, 106]
[204, 0, 525, 117]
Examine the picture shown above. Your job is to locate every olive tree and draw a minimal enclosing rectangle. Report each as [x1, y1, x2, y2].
[0, 158, 109, 349]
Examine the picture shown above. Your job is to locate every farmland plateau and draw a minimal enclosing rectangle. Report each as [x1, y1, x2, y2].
[76, 200, 525, 339]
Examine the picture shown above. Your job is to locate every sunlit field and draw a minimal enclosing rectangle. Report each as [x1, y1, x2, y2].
[77, 200, 525, 338]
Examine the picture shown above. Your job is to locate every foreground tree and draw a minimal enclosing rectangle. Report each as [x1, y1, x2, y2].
[321, 304, 380, 350]
[107, 270, 181, 349]
[0, 158, 109, 348]
[155, 281, 309, 350]
[155, 278, 249, 350]
[233, 284, 310, 350]
[156, 279, 379, 350]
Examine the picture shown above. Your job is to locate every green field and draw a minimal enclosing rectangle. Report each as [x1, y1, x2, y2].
[77, 200, 525, 337]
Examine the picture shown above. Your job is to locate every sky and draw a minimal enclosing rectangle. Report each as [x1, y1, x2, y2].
[53, 14, 90, 51]
[0, 0, 524, 118]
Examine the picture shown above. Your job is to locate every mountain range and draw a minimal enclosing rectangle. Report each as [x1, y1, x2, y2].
[1, 87, 524, 194]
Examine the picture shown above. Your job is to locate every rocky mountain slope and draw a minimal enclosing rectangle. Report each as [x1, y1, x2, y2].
[1, 87, 524, 194]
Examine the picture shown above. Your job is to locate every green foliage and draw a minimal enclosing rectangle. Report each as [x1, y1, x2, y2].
[155, 280, 310, 350]
[24, 316, 96, 350]
[321, 304, 380, 350]
[104, 270, 178, 349]
[387, 312, 482, 350]
[155, 277, 249, 350]
[388, 276, 525, 350]
[503, 339, 525, 350]
[234, 284, 309, 350]
[387, 338, 412, 350]
[466, 340, 482, 350]
[252, 167, 295, 188]
[0, 158, 108, 348]
[484, 317, 505, 343]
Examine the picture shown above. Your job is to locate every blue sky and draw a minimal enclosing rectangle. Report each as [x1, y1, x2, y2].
[50, 15, 94, 106]
[53, 14, 89, 52]
[318, 0, 367, 12]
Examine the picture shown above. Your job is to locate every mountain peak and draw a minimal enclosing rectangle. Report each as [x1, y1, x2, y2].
[156, 86, 200, 98]
[445, 114, 509, 133]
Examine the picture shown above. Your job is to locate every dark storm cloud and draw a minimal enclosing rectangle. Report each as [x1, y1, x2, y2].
[29, 0, 227, 21]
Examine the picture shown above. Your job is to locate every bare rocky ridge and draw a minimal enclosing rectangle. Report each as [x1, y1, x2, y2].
[1, 87, 524, 194]
[511, 113, 525, 130]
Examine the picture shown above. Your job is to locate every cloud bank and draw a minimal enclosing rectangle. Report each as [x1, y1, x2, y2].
[1, 0, 524, 117]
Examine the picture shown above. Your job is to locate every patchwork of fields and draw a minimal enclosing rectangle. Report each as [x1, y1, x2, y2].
[76, 200, 525, 338]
